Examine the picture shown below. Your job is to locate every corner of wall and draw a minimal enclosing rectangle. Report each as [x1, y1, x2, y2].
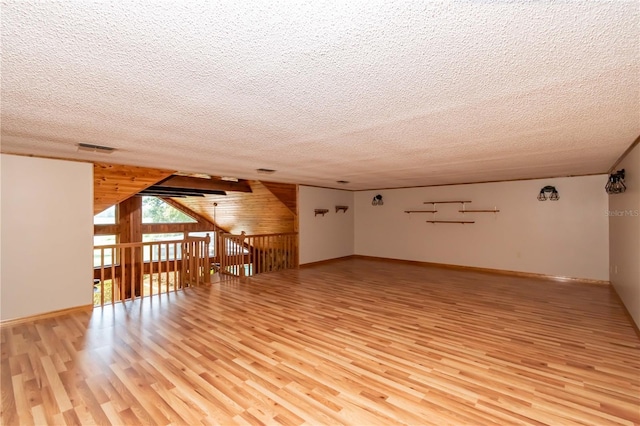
[608, 142, 640, 328]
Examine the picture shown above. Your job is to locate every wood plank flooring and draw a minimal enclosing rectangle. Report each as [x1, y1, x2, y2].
[2, 258, 639, 425]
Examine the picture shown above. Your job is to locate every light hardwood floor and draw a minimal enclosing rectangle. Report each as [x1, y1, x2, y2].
[2, 258, 639, 425]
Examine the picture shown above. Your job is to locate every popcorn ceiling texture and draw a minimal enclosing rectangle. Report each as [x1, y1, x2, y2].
[1, 1, 638, 189]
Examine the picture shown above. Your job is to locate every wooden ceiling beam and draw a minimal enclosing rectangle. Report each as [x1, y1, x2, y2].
[157, 176, 252, 193]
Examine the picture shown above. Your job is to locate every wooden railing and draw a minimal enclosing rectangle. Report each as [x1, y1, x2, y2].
[93, 235, 211, 307]
[218, 232, 298, 277]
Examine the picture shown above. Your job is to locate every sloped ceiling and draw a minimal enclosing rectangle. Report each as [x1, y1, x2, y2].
[1, 2, 638, 190]
[172, 181, 296, 236]
[94, 163, 175, 214]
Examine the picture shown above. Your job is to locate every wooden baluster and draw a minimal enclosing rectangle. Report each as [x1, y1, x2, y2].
[155, 242, 160, 294]
[249, 236, 254, 276]
[278, 235, 282, 271]
[222, 236, 226, 275]
[121, 246, 127, 301]
[231, 236, 236, 276]
[165, 242, 169, 293]
[131, 245, 137, 300]
[181, 241, 185, 286]
[269, 235, 274, 271]
[192, 240, 197, 284]
[173, 242, 178, 291]
[100, 248, 105, 307]
[255, 236, 259, 275]
[188, 240, 193, 284]
[205, 234, 211, 284]
[247, 236, 252, 277]
[112, 247, 117, 303]
[284, 235, 291, 269]
[261, 236, 266, 274]
[195, 240, 200, 285]
[139, 245, 144, 299]
[151, 243, 156, 297]
[129, 247, 136, 301]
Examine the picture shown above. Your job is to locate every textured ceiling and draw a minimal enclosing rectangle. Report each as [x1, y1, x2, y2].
[1, 1, 638, 190]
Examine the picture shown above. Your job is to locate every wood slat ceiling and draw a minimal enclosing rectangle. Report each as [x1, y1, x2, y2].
[261, 181, 297, 215]
[172, 180, 296, 235]
[94, 163, 175, 214]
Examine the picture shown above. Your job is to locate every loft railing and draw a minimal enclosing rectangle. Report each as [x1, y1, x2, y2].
[218, 232, 298, 277]
[93, 235, 211, 307]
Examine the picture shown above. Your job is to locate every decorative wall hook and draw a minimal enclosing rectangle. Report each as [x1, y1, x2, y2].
[538, 185, 559, 201]
[372, 194, 384, 206]
[606, 169, 626, 194]
[335, 205, 349, 213]
[314, 209, 329, 216]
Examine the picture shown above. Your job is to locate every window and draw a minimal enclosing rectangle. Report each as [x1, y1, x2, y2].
[143, 233, 185, 261]
[93, 235, 116, 267]
[94, 205, 116, 224]
[142, 197, 196, 223]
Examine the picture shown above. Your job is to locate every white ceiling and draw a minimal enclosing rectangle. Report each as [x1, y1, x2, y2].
[1, 1, 638, 190]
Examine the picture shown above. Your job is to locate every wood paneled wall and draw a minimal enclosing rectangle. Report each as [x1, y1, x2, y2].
[94, 163, 175, 214]
[173, 181, 296, 235]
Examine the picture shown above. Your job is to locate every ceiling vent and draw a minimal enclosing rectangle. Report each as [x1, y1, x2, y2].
[77, 143, 116, 154]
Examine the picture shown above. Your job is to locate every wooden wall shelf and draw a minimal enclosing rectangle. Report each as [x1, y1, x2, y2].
[424, 201, 471, 204]
[426, 220, 475, 224]
[335, 206, 349, 213]
[459, 209, 500, 213]
[404, 210, 438, 213]
[314, 209, 329, 217]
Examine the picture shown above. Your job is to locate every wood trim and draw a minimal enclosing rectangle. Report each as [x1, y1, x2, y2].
[0, 304, 93, 327]
[608, 134, 640, 173]
[299, 255, 355, 268]
[0, 152, 95, 164]
[298, 183, 356, 191]
[94, 224, 120, 235]
[349, 255, 611, 285]
[351, 172, 607, 192]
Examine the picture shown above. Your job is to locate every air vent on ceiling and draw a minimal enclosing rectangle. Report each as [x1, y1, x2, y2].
[77, 143, 116, 154]
[256, 168, 276, 174]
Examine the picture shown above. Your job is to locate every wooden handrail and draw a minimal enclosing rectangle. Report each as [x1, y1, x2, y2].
[235, 232, 298, 238]
[94, 238, 202, 249]
[93, 234, 212, 307]
[219, 232, 298, 277]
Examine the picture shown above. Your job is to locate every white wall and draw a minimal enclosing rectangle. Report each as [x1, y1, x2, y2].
[1, 154, 94, 321]
[355, 175, 609, 281]
[299, 186, 354, 264]
[609, 144, 640, 328]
